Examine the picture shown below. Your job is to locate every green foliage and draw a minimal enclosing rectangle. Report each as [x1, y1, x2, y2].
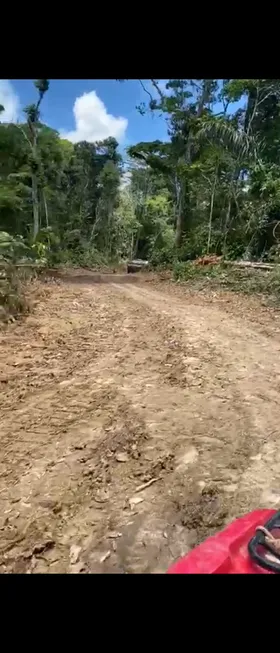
[0, 231, 29, 264]
[172, 260, 280, 305]
[0, 232, 33, 321]
[2, 78, 280, 284]
[0, 272, 29, 321]
[61, 247, 110, 269]
[172, 261, 220, 281]
[34, 79, 50, 97]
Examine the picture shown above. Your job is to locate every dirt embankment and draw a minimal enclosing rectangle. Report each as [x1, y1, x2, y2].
[1, 277, 280, 573]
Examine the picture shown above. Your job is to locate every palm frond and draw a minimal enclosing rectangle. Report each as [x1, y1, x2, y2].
[197, 119, 261, 161]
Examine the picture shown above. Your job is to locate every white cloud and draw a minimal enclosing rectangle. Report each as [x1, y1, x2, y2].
[60, 90, 128, 144]
[0, 80, 19, 122]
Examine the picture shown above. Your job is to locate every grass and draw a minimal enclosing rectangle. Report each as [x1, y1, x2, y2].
[172, 261, 280, 304]
[0, 265, 33, 323]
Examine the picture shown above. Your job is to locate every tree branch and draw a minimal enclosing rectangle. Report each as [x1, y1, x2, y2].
[138, 80, 153, 103]
[15, 122, 33, 150]
[151, 79, 164, 100]
[273, 220, 280, 240]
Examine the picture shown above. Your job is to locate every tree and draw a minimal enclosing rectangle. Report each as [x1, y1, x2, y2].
[15, 80, 50, 239]
[3, 78, 280, 270]
[128, 80, 218, 247]
[93, 160, 121, 254]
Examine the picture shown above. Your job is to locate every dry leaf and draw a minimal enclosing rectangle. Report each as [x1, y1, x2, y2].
[100, 550, 111, 563]
[70, 544, 81, 565]
[115, 452, 129, 463]
[129, 496, 144, 509]
[70, 562, 86, 573]
[94, 489, 109, 503]
[135, 477, 159, 493]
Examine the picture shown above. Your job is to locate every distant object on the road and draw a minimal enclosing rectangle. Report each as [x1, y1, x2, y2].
[127, 259, 149, 274]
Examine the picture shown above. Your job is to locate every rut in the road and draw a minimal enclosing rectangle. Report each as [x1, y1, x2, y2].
[113, 283, 280, 514]
[0, 279, 280, 573]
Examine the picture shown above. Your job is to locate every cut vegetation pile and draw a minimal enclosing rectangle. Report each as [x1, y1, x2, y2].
[172, 261, 280, 305]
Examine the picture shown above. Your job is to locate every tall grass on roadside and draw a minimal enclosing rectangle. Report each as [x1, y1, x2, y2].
[0, 264, 31, 322]
[0, 231, 38, 323]
[172, 261, 280, 304]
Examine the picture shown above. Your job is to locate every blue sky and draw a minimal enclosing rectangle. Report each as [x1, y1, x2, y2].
[0, 79, 245, 158]
[1, 79, 169, 153]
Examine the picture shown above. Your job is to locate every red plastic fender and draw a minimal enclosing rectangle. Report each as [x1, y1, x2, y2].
[167, 509, 277, 574]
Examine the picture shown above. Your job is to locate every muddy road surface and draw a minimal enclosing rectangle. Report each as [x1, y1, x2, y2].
[1, 277, 280, 573]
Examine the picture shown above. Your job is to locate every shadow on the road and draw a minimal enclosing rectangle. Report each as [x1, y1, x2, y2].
[45, 272, 140, 285]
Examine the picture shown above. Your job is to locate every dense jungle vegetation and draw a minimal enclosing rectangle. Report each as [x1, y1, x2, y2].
[2, 79, 280, 315]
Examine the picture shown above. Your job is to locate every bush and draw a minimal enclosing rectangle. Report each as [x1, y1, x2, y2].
[173, 261, 196, 280]
[149, 242, 177, 268]
[47, 244, 114, 270]
[265, 244, 280, 263]
[172, 259, 280, 304]
[0, 267, 30, 322]
[172, 260, 222, 281]
[0, 231, 34, 322]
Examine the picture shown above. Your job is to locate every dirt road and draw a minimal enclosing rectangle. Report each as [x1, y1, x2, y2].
[1, 276, 280, 573]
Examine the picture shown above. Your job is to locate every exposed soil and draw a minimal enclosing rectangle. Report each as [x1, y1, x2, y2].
[1, 274, 280, 573]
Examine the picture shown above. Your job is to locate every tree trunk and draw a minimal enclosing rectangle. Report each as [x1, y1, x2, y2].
[42, 189, 49, 228]
[175, 182, 184, 247]
[32, 173, 39, 240]
[106, 199, 114, 254]
[175, 213, 184, 247]
[176, 80, 212, 249]
[223, 260, 276, 270]
[207, 168, 218, 254]
[131, 233, 134, 259]
[222, 198, 232, 255]
[197, 80, 213, 117]
[244, 87, 258, 135]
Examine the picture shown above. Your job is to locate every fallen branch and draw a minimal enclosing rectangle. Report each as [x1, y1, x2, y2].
[0, 263, 45, 269]
[223, 260, 277, 271]
[135, 477, 160, 493]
